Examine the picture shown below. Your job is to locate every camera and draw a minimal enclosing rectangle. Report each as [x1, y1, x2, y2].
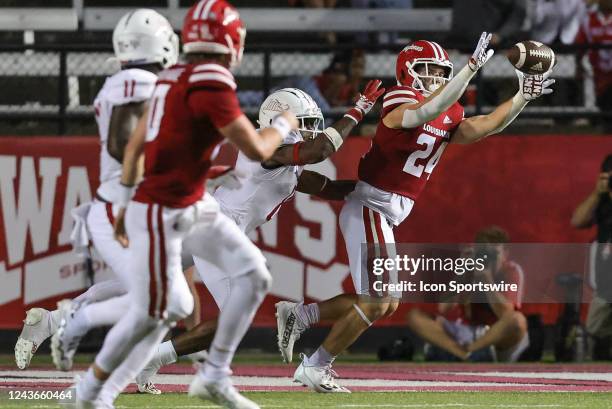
[475, 246, 498, 270]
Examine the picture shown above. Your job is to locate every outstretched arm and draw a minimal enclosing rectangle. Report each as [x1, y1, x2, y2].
[452, 70, 555, 144]
[383, 32, 495, 130]
[262, 79, 385, 168]
[296, 170, 356, 201]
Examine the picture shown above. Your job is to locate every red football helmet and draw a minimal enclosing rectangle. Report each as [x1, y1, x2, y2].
[182, 0, 246, 68]
[396, 40, 453, 95]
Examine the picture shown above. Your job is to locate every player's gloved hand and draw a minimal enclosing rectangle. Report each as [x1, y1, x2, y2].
[344, 79, 386, 123]
[205, 165, 244, 191]
[468, 32, 495, 72]
[516, 69, 555, 101]
[114, 207, 129, 248]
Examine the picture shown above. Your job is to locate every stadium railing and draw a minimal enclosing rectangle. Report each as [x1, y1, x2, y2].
[0, 43, 609, 135]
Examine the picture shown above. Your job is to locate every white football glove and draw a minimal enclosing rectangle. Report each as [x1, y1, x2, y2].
[468, 32, 495, 72]
[174, 196, 220, 232]
[205, 166, 244, 191]
[516, 70, 555, 101]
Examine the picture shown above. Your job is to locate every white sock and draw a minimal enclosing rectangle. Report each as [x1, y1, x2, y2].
[98, 323, 170, 405]
[48, 309, 62, 334]
[200, 270, 269, 381]
[158, 341, 178, 366]
[306, 346, 335, 367]
[62, 309, 90, 341]
[295, 302, 320, 328]
[77, 367, 105, 402]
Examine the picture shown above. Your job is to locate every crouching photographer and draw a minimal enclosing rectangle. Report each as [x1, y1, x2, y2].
[406, 226, 529, 362]
[572, 154, 612, 360]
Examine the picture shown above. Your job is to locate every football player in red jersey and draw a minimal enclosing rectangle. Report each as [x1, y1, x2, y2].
[73, 2, 297, 409]
[276, 33, 555, 392]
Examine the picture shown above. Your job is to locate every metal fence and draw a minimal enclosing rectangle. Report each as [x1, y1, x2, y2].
[0, 43, 609, 135]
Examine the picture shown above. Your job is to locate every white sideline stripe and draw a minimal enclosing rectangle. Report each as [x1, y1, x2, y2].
[452, 371, 612, 382]
[0, 371, 559, 388]
[188, 73, 237, 89]
[385, 90, 415, 98]
[382, 97, 418, 107]
[3, 369, 611, 385]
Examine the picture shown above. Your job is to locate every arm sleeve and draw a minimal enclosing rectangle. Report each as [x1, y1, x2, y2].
[188, 87, 243, 129]
[401, 65, 476, 129]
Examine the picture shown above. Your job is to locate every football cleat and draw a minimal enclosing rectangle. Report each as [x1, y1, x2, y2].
[51, 300, 81, 371]
[15, 308, 51, 369]
[189, 375, 260, 409]
[275, 301, 307, 363]
[137, 381, 161, 395]
[293, 354, 350, 393]
[15, 300, 68, 369]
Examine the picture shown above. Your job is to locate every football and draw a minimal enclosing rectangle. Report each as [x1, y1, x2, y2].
[506, 41, 555, 75]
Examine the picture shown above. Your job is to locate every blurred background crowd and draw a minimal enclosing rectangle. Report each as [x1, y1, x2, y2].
[0, 0, 610, 135]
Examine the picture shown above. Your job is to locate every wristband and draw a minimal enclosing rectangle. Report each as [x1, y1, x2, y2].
[118, 183, 135, 208]
[292, 142, 303, 165]
[271, 115, 292, 139]
[344, 107, 363, 124]
[323, 127, 343, 152]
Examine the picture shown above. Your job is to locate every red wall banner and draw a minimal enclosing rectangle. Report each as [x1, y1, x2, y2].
[0, 135, 610, 329]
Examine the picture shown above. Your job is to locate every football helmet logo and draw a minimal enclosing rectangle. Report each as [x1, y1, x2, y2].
[258, 88, 324, 139]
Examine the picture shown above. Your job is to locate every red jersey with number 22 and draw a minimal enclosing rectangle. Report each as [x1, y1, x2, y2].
[358, 85, 464, 200]
[134, 63, 242, 208]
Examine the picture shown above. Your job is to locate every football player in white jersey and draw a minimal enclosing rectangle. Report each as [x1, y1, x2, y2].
[14, 10, 179, 380]
[128, 83, 385, 393]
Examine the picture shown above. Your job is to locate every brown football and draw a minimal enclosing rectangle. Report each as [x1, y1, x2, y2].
[506, 41, 555, 75]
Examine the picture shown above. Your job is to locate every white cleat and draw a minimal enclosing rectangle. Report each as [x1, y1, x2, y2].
[135, 351, 167, 394]
[51, 300, 80, 371]
[188, 375, 260, 409]
[15, 308, 52, 369]
[293, 354, 350, 393]
[275, 301, 307, 363]
[136, 381, 161, 395]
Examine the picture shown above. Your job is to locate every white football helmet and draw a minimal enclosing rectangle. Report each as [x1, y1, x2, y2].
[258, 88, 324, 139]
[113, 9, 179, 69]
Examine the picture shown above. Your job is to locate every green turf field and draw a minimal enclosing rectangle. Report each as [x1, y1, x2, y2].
[2, 354, 612, 409]
[2, 392, 612, 408]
